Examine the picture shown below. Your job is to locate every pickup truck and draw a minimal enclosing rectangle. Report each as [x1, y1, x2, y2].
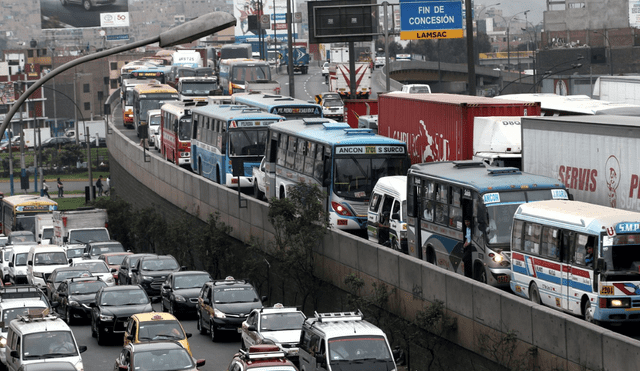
[253, 158, 267, 201]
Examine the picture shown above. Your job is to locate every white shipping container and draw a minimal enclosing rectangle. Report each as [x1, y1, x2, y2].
[522, 115, 640, 212]
[593, 76, 640, 105]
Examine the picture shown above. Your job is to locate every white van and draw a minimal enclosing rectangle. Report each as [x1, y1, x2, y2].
[27, 246, 68, 290]
[8, 245, 32, 285]
[367, 176, 407, 253]
[298, 311, 396, 371]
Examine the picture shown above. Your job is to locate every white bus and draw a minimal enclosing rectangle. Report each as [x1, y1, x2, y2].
[511, 200, 640, 325]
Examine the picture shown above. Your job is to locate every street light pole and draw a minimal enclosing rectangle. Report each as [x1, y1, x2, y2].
[595, 30, 613, 76]
[501, 10, 529, 70]
[0, 12, 236, 139]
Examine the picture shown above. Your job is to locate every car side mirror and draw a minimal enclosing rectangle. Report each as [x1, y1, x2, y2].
[180, 266, 187, 271]
[127, 335, 134, 341]
[248, 324, 256, 332]
[10, 350, 18, 358]
[392, 213, 400, 220]
[131, 268, 139, 273]
[111, 268, 117, 273]
[27, 261, 32, 266]
[51, 302, 59, 308]
[261, 296, 268, 303]
[89, 302, 96, 308]
[119, 366, 128, 371]
[196, 360, 206, 368]
[203, 298, 210, 305]
[162, 284, 171, 290]
[315, 354, 326, 364]
[186, 333, 192, 338]
[78, 345, 87, 353]
[8, 262, 12, 268]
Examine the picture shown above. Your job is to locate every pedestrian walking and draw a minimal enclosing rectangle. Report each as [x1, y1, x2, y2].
[105, 175, 111, 195]
[42, 180, 50, 198]
[96, 175, 104, 197]
[57, 178, 64, 198]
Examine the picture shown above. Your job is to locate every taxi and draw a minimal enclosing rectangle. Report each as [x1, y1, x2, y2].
[226, 344, 298, 371]
[123, 312, 193, 355]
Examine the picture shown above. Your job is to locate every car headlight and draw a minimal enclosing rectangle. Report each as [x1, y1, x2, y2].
[100, 314, 114, 321]
[174, 295, 186, 302]
[213, 308, 226, 318]
[74, 359, 84, 371]
[142, 276, 153, 281]
[105, 276, 114, 283]
[608, 298, 631, 308]
[0, 337, 6, 347]
[69, 300, 80, 307]
[34, 272, 45, 278]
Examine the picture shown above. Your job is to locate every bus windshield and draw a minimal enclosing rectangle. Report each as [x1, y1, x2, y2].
[178, 118, 191, 141]
[125, 91, 135, 106]
[14, 215, 36, 234]
[333, 155, 406, 200]
[602, 234, 640, 274]
[230, 66, 271, 84]
[140, 97, 177, 119]
[180, 82, 217, 96]
[229, 129, 268, 156]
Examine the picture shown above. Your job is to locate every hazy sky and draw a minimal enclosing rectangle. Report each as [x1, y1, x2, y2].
[473, 0, 546, 25]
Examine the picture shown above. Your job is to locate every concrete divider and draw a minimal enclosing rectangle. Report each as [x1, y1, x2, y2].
[107, 120, 640, 371]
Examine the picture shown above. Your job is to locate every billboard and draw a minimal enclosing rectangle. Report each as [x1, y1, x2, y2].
[234, 0, 289, 37]
[631, 1, 640, 28]
[40, 0, 130, 29]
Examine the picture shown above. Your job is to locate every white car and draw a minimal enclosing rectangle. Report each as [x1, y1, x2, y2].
[0, 298, 49, 366]
[321, 62, 330, 76]
[401, 84, 431, 94]
[374, 56, 385, 68]
[1, 246, 12, 282]
[71, 259, 116, 286]
[240, 304, 306, 359]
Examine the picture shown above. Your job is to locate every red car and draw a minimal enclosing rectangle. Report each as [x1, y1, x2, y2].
[0, 140, 27, 153]
[98, 252, 133, 282]
[226, 345, 299, 371]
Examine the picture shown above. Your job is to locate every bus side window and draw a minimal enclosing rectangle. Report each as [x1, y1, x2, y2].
[434, 183, 448, 225]
[524, 223, 541, 254]
[512, 220, 524, 250]
[369, 193, 382, 212]
[313, 145, 325, 182]
[303, 142, 315, 176]
[449, 187, 462, 230]
[421, 181, 434, 222]
[277, 134, 287, 167]
[574, 233, 590, 265]
[541, 227, 560, 259]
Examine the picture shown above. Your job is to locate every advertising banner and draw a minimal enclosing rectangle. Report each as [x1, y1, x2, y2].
[41, 0, 130, 29]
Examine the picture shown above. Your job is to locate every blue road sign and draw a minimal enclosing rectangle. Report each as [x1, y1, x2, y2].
[106, 34, 129, 41]
[400, 1, 463, 31]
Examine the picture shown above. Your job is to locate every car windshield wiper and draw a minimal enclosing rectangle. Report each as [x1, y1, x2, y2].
[41, 352, 76, 358]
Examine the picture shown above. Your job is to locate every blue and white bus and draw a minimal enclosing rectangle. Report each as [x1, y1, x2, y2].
[510, 200, 640, 325]
[406, 161, 569, 287]
[218, 58, 272, 95]
[261, 119, 410, 231]
[190, 104, 284, 187]
[232, 93, 323, 120]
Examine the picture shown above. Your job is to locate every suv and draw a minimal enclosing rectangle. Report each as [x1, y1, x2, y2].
[83, 241, 126, 260]
[298, 311, 397, 371]
[374, 56, 385, 69]
[7, 245, 30, 285]
[0, 300, 50, 367]
[1, 312, 87, 371]
[240, 303, 306, 362]
[196, 276, 265, 341]
[131, 255, 182, 299]
[118, 253, 157, 286]
[27, 245, 68, 290]
[160, 271, 212, 317]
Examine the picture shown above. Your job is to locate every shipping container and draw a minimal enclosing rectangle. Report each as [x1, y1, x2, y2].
[522, 115, 640, 212]
[378, 93, 540, 164]
[343, 99, 378, 128]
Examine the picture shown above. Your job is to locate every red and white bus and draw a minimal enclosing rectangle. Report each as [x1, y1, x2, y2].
[161, 101, 203, 166]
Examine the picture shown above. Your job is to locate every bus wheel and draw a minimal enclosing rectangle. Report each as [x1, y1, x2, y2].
[279, 187, 286, 199]
[198, 159, 202, 177]
[391, 237, 400, 251]
[583, 299, 600, 325]
[214, 167, 220, 184]
[426, 247, 436, 265]
[474, 262, 487, 284]
[529, 282, 541, 304]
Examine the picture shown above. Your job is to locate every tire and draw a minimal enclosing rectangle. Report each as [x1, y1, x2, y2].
[254, 182, 264, 200]
[83, 0, 92, 11]
[426, 247, 436, 265]
[91, 318, 97, 338]
[210, 321, 217, 342]
[66, 307, 74, 326]
[474, 262, 487, 284]
[529, 282, 541, 305]
[197, 313, 207, 335]
[169, 301, 175, 316]
[583, 300, 600, 325]
[96, 324, 107, 345]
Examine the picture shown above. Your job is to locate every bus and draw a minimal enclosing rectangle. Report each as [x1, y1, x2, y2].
[0, 195, 58, 236]
[131, 67, 167, 85]
[218, 59, 272, 95]
[405, 161, 569, 286]
[219, 44, 252, 61]
[495, 93, 640, 116]
[190, 104, 284, 187]
[132, 84, 179, 137]
[121, 78, 160, 128]
[160, 101, 204, 166]
[120, 60, 151, 84]
[510, 200, 640, 325]
[232, 93, 322, 120]
[261, 119, 410, 230]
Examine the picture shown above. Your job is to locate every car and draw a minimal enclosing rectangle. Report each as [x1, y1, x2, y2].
[123, 312, 192, 355]
[196, 276, 265, 341]
[0, 285, 49, 305]
[240, 303, 306, 362]
[90, 285, 153, 345]
[160, 270, 212, 317]
[65, 246, 86, 265]
[26, 245, 68, 290]
[54, 276, 107, 325]
[6, 231, 36, 245]
[60, 0, 116, 11]
[71, 259, 116, 286]
[400, 84, 431, 94]
[0, 299, 50, 365]
[321, 62, 330, 76]
[118, 253, 157, 286]
[44, 266, 92, 304]
[7, 245, 31, 285]
[1, 312, 87, 371]
[131, 255, 182, 299]
[37, 136, 74, 149]
[374, 56, 385, 68]
[83, 240, 127, 260]
[227, 344, 298, 371]
[0, 140, 27, 153]
[113, 341, 205, 371]
[98, 252, 133, 282]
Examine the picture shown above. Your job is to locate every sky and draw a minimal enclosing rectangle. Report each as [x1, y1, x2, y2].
[471, 0, 546, 25]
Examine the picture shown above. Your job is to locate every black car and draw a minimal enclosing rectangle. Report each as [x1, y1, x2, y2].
[38, 136, 74, 149]
[131, 255, 183, 299]
[45, 266, 92, 304]
[114, 341, 205, 371]
[117, 253, 156, 286]
[90, 285, 153, 345]
[160, 271, 212, 317]
[55, 276, 107, 325]
[83, 240, 126, 260]
[196, 276, 265, 341]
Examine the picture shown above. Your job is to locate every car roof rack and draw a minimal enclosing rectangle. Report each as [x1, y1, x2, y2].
[239, 345, 285, 360]
[313, 310, 363, 322]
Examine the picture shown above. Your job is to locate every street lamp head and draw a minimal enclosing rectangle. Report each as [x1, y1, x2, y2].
[159, 12, 236, 47]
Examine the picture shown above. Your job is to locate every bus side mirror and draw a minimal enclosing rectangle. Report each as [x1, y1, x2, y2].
[596, 258, 606, 272]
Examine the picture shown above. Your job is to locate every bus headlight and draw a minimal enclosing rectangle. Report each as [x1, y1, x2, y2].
[608, 298, 631, 308]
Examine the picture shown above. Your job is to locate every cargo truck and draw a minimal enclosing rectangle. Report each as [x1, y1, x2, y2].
[23, 128, 52, 149]
[280, 47, 309, 74]
[65, 120, 106, 145]
[52, 208, 110, 246]
[521, 115, 640, 211]
[329, 63, 371, 99]
[378, 93, 540, 164]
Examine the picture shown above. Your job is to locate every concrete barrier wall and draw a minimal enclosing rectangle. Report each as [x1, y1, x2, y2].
[107, 123, 640, 371]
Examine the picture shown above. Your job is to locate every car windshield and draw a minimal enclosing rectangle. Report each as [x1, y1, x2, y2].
[106, 254, 127, 265]
[42, 228, 54, 241]
[69, 281, 106, 295]
[323, 99, 343, 108]
[90, 243, 125, 256]
[328, 336, 392, 363]
[260, 312, 306, 331]
[14, 253, 28, 266]
[68, 229, 110, 244]
[2, 307, 47, 330]
[34, 252, 67, 266]
[54, 270, 91, 282]
[101, 289, 149, 306]
[138, 320, 185, 341]
[75, 262, 109, 273]
[133, 348, 194, 370]
[180, 82, 218, 96]
[174, 274, 211, 290]
[66, 248, 84, 259]
[23, 331, 77, 359]
[141, 258, 179, 271]
[213, 287, 259, 304]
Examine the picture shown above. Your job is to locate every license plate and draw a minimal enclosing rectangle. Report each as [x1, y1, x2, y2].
[497, 275, 510, 283]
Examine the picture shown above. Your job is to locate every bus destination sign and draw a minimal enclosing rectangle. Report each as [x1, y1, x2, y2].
[336, 146, 405, 155]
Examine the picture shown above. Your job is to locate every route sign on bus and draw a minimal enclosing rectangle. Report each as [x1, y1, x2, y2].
[399, 1, 464, 40]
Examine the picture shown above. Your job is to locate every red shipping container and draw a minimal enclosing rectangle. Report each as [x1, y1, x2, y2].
[378, 93, 540, 164]
[343, 99, 378, 128]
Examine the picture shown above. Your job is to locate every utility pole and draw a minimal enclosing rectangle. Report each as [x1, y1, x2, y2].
[73, 68, 79, 144]
[286, 0, 294, 97]
[18, 81, 26, 194]
[465, 0, 476, 95]
[383, 1, 390, 92]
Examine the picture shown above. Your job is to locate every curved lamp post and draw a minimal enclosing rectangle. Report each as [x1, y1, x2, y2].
[594, 30, 613, 76]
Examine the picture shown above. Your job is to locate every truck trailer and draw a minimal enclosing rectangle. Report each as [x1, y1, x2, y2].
[593, 76, 640, 105]
[378, 93, 540, 164]
[52, 208, 110, 246]
[329, 63, 371, 99]
[521, 115, 640, 211]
